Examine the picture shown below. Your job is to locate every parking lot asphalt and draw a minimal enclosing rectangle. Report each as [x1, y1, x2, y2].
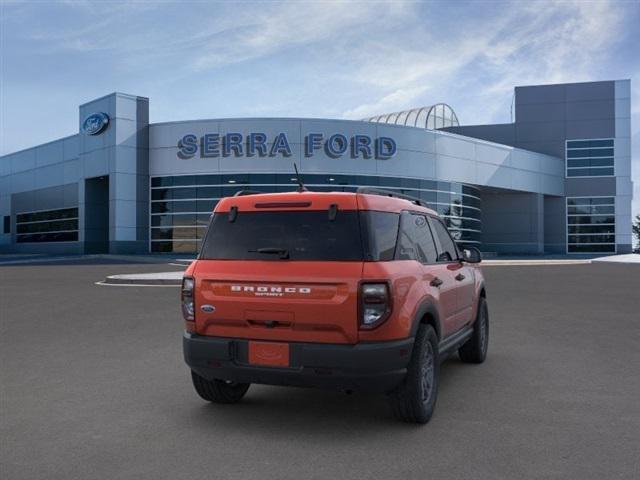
[1, 262, 639, 480]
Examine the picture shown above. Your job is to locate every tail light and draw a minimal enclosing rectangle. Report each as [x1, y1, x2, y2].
[359, 282, 392, 329]
[181, 276, 195, 321]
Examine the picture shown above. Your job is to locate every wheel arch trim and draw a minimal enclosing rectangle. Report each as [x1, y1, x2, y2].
[410, 300, 442, 340]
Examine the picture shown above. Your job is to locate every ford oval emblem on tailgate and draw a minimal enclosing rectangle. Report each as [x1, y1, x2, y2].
[200, 305, 215, 313]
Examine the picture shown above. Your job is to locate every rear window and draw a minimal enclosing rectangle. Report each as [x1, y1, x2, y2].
[200, 210, 364, 261]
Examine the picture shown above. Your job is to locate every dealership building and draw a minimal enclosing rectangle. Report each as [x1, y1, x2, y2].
[0, 79, 633, 255]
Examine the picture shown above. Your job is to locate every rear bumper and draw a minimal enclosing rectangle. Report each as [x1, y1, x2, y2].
[183, 332, 414, 393]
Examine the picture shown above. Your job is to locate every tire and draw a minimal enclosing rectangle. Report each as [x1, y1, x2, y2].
[190, 371, 250, 404]
[388, 325, 439, 424]
[458, 296, 489, 364]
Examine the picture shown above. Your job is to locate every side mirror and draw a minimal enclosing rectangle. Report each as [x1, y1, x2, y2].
[461, 246, 482, 264]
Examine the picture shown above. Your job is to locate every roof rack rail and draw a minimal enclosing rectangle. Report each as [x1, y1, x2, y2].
[233, 190, 264, 197]
[356, 187, 430, 208]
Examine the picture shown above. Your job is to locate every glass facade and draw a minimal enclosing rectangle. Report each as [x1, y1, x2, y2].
[566, 139, 614, 177]
[364, 103, 460, 130]
[15, 207, 79, 243]
[567, 197, 616, 253]
[150, 174, 481, 253]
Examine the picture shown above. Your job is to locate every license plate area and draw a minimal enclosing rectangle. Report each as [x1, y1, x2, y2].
[248, 341, 290, 367]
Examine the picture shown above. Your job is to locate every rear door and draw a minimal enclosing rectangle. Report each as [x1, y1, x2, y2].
[193, 209, 364, 344]
[396, 212, 459, 337]
[428, 217, 475, 332]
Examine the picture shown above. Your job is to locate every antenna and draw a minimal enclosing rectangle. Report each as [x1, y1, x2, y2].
[293, 163, 307, 192]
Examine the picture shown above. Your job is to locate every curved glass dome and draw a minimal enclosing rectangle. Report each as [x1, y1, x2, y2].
[363, 103, 459, 130]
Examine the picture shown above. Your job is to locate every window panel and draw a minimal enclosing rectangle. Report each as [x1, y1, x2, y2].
[150, 240, 198, 253]
[171, 187, 197, 199]
[567, 139, 613, 149]
[567, 205, 615, 215]
[149, 175, 482, 253]
[151, 188, 171, 201]
[17, 219, 78, 234]
[567, 158, 614, 168]
[567, 197, 614, 206]
[196, 186, 221, 198]
[196, 175, 220, 185]
[17, 207, 78, 224]
[151, 201, 198, 214]
[151, 215, 172, 227]
[567, 167, 614, 177]
[568, 234, 615, 244]
[566, 197, 615, 254]
[567, 148, 614, 158]
[196, 199, 217, 213]
[152, 176, 172, 187]
[171, 176, 198, 186]
[568, 244, 616, 253]
[16, 231, 78, 243]
[568, 224, 615, 234]
[566, 139, 614, 177]
[568, 215, 615, 225]
[15, 207, 79, 243]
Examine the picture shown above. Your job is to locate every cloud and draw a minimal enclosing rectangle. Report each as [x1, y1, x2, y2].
[340, 0, 627, 120]
[189, 1, 413, 71]
[342, 86, 429, 119]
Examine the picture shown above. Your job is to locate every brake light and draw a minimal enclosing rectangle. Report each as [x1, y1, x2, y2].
[181, 276, 195, 321]
[359, 282, 392, 329]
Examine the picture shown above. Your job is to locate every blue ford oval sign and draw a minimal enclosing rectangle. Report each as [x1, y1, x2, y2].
[82, 112, 110, 135]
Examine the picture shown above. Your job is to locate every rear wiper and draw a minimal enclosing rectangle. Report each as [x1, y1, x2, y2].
[248, 247, 290, 260]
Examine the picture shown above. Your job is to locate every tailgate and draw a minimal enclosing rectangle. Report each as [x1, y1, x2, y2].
[193, 260, 363, 344]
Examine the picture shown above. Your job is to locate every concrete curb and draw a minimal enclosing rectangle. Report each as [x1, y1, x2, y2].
[102, 271, 184, 285]
[100, 254, 639, 285]
[0, 254, 191, 266]
[482, 259, 592, 266]
[591, 254, 640, 264]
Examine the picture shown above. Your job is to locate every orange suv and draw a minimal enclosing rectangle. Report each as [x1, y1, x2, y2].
[182, 187, 488, 423]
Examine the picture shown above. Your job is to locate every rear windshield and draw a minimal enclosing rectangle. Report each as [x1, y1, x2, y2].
[200, 210, 400, 261]
[200, 211, 364, 261]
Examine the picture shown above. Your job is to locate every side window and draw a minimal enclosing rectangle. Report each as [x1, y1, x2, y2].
[360, 211, 400, 261]
[396, 212, 438, 263]
[429, 217, 458, 262]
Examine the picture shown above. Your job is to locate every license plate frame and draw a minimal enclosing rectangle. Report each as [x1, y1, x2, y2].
[248, 341, 290, 367]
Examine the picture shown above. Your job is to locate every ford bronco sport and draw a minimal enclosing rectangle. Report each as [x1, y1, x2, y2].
[182, 187, 488, 423]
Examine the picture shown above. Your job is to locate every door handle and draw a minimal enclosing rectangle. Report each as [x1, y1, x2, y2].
[430, 277, 443, 287]
[455, 273, 466, 281]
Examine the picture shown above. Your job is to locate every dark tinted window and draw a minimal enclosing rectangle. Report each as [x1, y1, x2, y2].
[16, 231, 78, 243]
[200, 211, 363, 261]
[360, 211, 399, 261]
[429, 217, 458, 262]
[3, 216, 9, 234]
[396, 212, 438, 263]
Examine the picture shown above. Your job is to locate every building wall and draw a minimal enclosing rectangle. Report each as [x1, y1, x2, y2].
[445, 80, 633, 254]
[0, 93, 149, 254]
[0, 80, 630, 256]
[149, 119, 564, 196]
[480, 189, 544, 254]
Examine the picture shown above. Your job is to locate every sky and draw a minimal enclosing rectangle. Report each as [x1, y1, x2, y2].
[1, 0, 639, 217]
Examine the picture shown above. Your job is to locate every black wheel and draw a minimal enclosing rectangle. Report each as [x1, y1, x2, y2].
[458, 296, 489, 364]
[190, 371, 250, 404]
[388, 325, 439, 424]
